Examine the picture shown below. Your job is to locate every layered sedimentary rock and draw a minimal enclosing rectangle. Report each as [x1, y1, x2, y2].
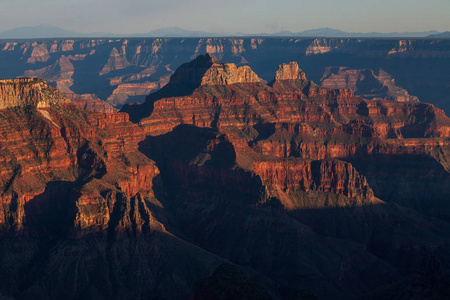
[0, 78, 70, 108]
[1, 38, 449, 112]
[106, 82, 163, 106]
[0, 78, 159, 232]
[1, 56, 450, 300]
[272, 61, 307, 81]
[132, 57, 450, 298]
[0, 77, 236, 300]
[125, 57, 450, 221]
[253, 159, 374, 200]
[320, 67, 419, 102]
[66, 93, 118, 113]
[161, 53, 260, 89]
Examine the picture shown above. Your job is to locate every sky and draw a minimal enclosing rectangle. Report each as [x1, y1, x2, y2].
[0, 0, 449, 34]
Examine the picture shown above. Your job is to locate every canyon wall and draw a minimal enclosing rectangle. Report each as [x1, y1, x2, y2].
[1, 55, 450, 300]
[0, 38, 449, 112]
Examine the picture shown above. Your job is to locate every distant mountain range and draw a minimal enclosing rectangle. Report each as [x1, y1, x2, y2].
[0, 24, 219, 39]
[427, 31, 450, 38]
[0, 24, 117, 39]
[0, 24, 445, 39]
[245, 27, 443, 38]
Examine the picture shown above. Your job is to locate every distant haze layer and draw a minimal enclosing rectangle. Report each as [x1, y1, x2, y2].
[0, 24, 444, 39]
[0, 0, 449, 35]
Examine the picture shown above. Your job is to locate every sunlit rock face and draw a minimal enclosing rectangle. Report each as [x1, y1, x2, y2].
[0, 78, 70, 108]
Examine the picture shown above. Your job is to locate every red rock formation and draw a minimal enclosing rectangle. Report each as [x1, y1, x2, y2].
[107, 82, 162, 106]
[0, 78, 70, 108]
[0, 79, 161, 233]
[252, 159, 374, 200]
[272, 61, 307, 81]
[1, 56, 450, 300]
[27, 43, 50, 63]
[99, 47, 131, 75]
[3, 38, 449, 113]
[126, 56, 450, 219]
[320, 67, 419, 102]
[67, 93, 118, 113]
[135, 59, 450, 143]
[167, 53, 261, 87]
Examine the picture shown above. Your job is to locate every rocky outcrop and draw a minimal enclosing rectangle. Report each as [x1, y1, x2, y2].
[99, 47, 131, 75]
[138, 121, 450, 300]
[167, 53, 261, 88]
[253, 159, 374, 200]
[106, 82, 162, 106]
[0, 78, 70, 108]
[27, 43, 50, 64]
[0, 79, 159, 233]
[272, 61, 307, 81]
[67, 93, 118, 113]
[132, 58, 450, 141]
[320, 67, 419, 102]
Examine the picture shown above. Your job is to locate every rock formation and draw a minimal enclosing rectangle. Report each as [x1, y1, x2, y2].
[1, 38, 449, 112]
[123, 55, 450, 221]
[272, 61, 307, 81]
[320, 67, 420, 102]
[0, 78, 70, 108]
[0, 78, 161, 233]
[66, 93, 118, 113]
[1, 56, 450, 300]
[169, 53, 259, 86]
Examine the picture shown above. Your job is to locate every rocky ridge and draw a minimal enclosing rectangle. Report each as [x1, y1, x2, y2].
[320, 67, 420, 102]
[272, 61, 307, 81]
[0, 78, 160, 233]
[1, 38, 449, 111]
[0, 78, 70, 108]
[66, 93, 118, 113]
[126, 55, 450, 220]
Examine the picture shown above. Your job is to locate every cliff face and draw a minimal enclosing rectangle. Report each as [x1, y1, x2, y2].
[0, 78, 70, 108]
[168, 53, 261, 87]
[132, 57, 450, 298]
[1, 38, 449, 112]
[253, 159, 374, 200]
[320, 67, 420, 102]
[0, 79, 160, 233]
[272, 61, 307, 81]
[66, 93, 118, 113]
[126, 58, 450, 221]
[1, 57, 450, 300]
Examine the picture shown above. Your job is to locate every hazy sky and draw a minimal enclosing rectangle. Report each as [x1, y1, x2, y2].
[1, 0, 449, 34]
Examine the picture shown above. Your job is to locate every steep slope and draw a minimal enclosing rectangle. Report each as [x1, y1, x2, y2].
[66, 93, 118, 113]
[0, 78, 158, 232]
[320, 67, 419, 102]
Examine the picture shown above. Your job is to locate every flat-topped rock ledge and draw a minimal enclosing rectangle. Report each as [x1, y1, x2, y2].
[0, 78, 69, 109]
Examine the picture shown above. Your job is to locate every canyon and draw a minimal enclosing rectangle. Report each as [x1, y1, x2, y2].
[0, 38, 449, 113]
[0, 54, 450, 299]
